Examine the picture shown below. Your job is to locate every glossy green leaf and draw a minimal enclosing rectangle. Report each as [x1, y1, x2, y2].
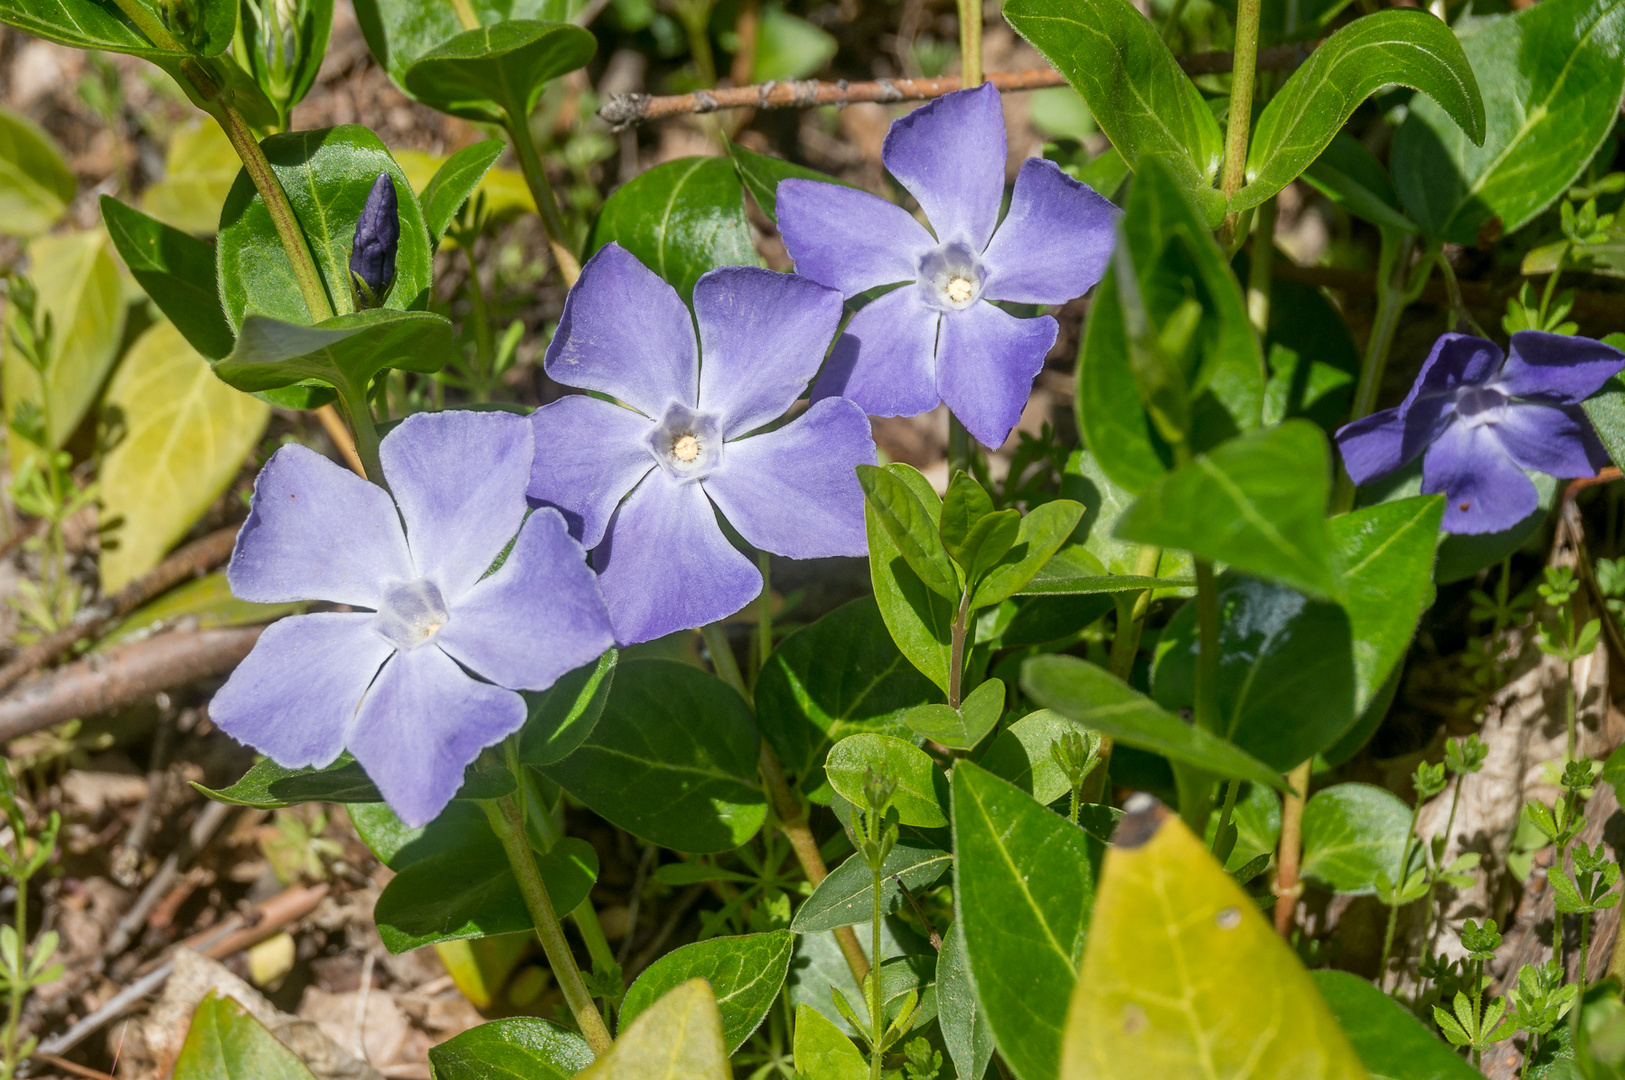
[217, 125, 434, 327]
[428, 1017, 594, 1080]
[1302, 133, 1417, 234]
[857, 464, 960, 600]
[978, 709, 1080, 806]
[1332, 496, 1443, 710]
[352, 0, 573, 101]
[0, 106, 73, 237]
[1234, 10, 1483, 212]
[1063, 799, 1367, 1079]
[1248, 247, 1362, 430]
[755, 597, 938, 802]
[866, 464, 958, 694]
[1077, 158, 1264, 495]
[540, 660, 767, 852]
[583, 979, 729, 1080]
[940, 472, 996, 555]
[0, 0, 236, 58]
[1059, 447, 1194, 588]
[171, 992, 317, 1080]
[824, 733, 946, 828]
[995, 592, 1117, 648]
[98, 321, 269, 591]
[902, 678, 1003, 752]
[620, 932, 793, 1053]
[420, 138, 505, 244]
[1117, 420, 1340, 599]
[1022, 655, 1289, 793]
[589, 157, 763, 302]
[727, 139, 844, 223]
[518, 649, 617, 767]
[1015, 546, 1189, 597]
[972, 500, 1087, 608]
[953, 761, 1093, 1080]
[1392, 0, 1625, 245]
[938, 919, 996, 1080]
[1004, 0, 1225, 224]
[1584, 368, 1625, 470]
[791, 830, 949, 932]
[793, 1004, 867, 1080]
[1300, 782, 1412, 895]
[102, 196, 234, 360]
[1312, 970, 1480, 1080]
[402, 21, 596, 123]
[213, 309, 453, 400]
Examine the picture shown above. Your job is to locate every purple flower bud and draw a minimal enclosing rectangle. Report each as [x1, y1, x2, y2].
[350, 173, 399, 306]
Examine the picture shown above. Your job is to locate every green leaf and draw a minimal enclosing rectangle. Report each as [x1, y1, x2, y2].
[100, 573, 301, 647]
[216, 125, 434, 327]
[1311, 970, 1481, 1080]
[589, 157, 763, 302]
[620, 932, 793, 1054]
[1015, 545, 1189, 597]
[793, 1003, 867, 1080]
[857, 464, 961, 600]
[171, 992, 317, 1080]
[1021, 655, 1289, 793]
[1302, 133, 1417, 234]
[755, 597, 939, 803]
[1333, 496, 1443, 711]
[98, 321, 270, 591]
[1077, 157, 1264, 495]
[824, 733, 946, 828]
[1391, 0, 1625, 245]
[375, 830, 598, 953]
[791, 830, 950, 932]
[751, 4, 837, 81]
[3, 231, 126, 461]
[583, 979, 730, 1080]
[0, 0, 236, 58]
[1117, 420, 1340, 599]
[419, 138, 505, 244]
[213, 309, 453, 400]
[786, 914, 931, 1035]
[402, 21, 596, 123]
[352, 0, 574, 102]
[1246, 246, 1362, 430]
[972, 499, 1087, 608]
[938, 920, 995, 1080]
[1063, 800, 1367, 1079]
[540, 660, 767, 853]
[865, 465, 958, 694]
[726, 139, 844, 223]
[428, 1017, 594, 1080]
[1584, 369, 1625, 471]
[953, 761, 1094, 1080]
[518, 649, 617, 767]
[1234, 9, 1483, 213]
[940, 472, 996, 555]
[1004, 0, 1225, 224]
[102, 196, 235, 360]
[141, 119, 240, 236]
[902, 678, 1003, 751]
[978, 709, 1082, 807]
[0, 105, 73, 237]
[195, 751, 514, 809]
[1300, 782, 1413, 895]
[1059, 447, 1194, 586]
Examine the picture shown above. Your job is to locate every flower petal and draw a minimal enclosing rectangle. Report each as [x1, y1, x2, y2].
[1498, 330, 1625, 405]
[980, 158, 1120, 305]
[381, 410, 533, 602]
[1422, 420, 1540, 535]
[544, 243, 699, 415]
[1335, 406, 1448, 485]
[593, 472, 761, 645]
[777, 180, 936, 298]
[228, 443, 412, 607]
[528, 394, 656, 549]
[1493, 402, 1610, 478]
[1398, 333, 1504, 419]
[882, 83, 1007, 251]
[210, 613, 394, 770]
[437, 507, 616, 690]
[936, 302, 1056, 449]
[704, 398, 876, 559]
[811, 285, 941, 418]
[694, 266, 846, 436]
[349, 645, 527, 827]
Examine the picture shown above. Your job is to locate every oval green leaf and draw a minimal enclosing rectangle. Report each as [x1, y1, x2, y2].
[620, 932, 794, 1054]
[402, 21, 596, 123]
[0, 105, 74, 237]
[824, 733, 946, 828]
[428, 1017, 594, 1080]
[1312, 969, 1480, 1080]
[172, 992, 317, 1080]
[581, 979, 729, 1080]
[1300, 782, 1413, 895]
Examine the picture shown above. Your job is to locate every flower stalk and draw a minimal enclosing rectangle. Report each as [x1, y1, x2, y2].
[1218, 0, 1262, 239]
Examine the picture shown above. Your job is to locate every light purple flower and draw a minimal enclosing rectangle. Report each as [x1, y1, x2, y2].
[1337, 331, 1624, 534]
[212, 410, 615, 827]
[528, 243, 877, 646]
[775, 81, 1121, 449]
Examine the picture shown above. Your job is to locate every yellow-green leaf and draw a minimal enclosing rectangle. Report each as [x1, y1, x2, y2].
[99, 321, 270, 591]
[141, 119, 242, 236]
[0, 104, 74, 237]
[792, 1003, 868, 1080]
[172, 991, 318, 1080]
[1062, 798, 1369, 1080]
[579, 978, 729, 1080]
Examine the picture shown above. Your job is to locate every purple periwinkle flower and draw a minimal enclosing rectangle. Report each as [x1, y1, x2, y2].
[775, 82, 1121, 449]
[212, 410, 615, 827]
[528, 243, 878, 646]
[1337, 331, 1625, 534]
[350, 172, 399, 306]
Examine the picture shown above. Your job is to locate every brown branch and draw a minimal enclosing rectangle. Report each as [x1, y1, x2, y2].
[0, 626, 263, 744]
[0, 525, 240, 697]
[599, 43, 1319, 128]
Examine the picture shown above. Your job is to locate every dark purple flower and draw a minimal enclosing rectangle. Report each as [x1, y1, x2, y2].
[775, 82, 1121, 449]
[350, 172, 399, 305]
[1337, 331, 1624, 534]
[528, 243, 877, 646]
[212, 410, 615, 827]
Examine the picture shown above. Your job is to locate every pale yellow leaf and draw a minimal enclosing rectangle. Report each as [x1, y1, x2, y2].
[580, 978, 728, 1080]
[141, 119, 241, 236]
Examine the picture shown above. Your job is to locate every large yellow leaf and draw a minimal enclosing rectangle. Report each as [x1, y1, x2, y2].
[1062, 798, 1369, 1080]
[99, 321, 269, 591]
[578, 978, 728, 1080]
[141, 119, 241, 236]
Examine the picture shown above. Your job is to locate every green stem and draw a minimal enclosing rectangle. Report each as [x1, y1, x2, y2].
[2, 872, 27, 1077]
[947, 416, 973, 479]
[756, 550, 773, 680]
[480, 794, 613, 1055]
[339, 386, 385, 487]
[1538, 243, 1569, 329]
[1068, 785, 1081, 825]
[1247, 198, 1277, 336]
[870, 855, 885, 1080]
[1273, 761, 1311, 936]
[1378, 799, 1424, 984]
[1565, 666, 1577, 764]
[703, 622, 747, 699]
[107, 0, 184, 50]
[448, 0, 481, 30]
[1160, 0, 1192, 42]
[1218, 0, 1263, 240]
[1090, 545, 1164, 804]
[1427, 777, 1466, 956]
[949, 587, 972, 710]
[956, 0, 982, 86]
[1212, 778, 1241, 857]
[1578, 908, 1592, 987]
[505, 110, 582, 286]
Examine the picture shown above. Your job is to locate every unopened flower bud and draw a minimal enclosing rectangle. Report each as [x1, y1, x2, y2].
[350, 173, 399, 307]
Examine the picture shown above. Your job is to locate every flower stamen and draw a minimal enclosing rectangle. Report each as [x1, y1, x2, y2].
[946, 276, 974, 305]
[673, 433, 700, 462]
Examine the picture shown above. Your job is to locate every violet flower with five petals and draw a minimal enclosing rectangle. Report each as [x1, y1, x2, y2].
[212, 410, 616, 827]
[776, 82, 1121, 449]
[1336, 330, 1625, 534]
[528, 243, 877, 646]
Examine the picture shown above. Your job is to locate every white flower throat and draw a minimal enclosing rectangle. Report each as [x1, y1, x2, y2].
[372, 578, 450, 650]
[918, 240, 985, 312]
[647, 401, 722, 480]
[1455, 385, 1509, 428]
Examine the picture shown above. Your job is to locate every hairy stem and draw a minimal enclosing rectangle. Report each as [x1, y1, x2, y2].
[1218, 0, 1262, 239]
[505, 111, 582, 286]
[448, 0, 481, 30]
[949, 588, 972, 710]
[1273, 761, 1311, 936]
[338, 385, 385, 487]
[956, 0, 982, 86]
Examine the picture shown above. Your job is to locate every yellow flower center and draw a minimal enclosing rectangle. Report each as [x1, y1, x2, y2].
[946, 276, 974, 305]
[673, 433, 700, 462]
